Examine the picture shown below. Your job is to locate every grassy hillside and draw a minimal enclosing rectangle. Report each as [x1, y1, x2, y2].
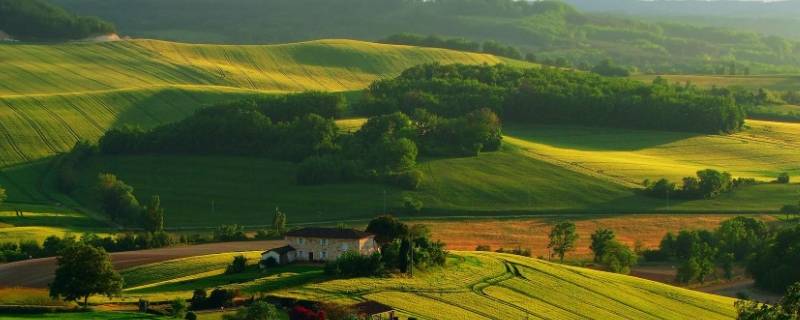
[271, 252, 736, 320]
[53, 0, 800, 74]
[0, 39, 522, 167]
[68, 122, 799, 228]
[505, 120, 800, 184]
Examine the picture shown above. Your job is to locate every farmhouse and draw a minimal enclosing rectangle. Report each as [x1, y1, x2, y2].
[261, 227, 378, 265]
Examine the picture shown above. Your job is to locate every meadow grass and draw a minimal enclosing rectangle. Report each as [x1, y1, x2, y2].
[0, 39, 524, 167]
[505, 119, 800, 184]
[121, 251, 263, 288]
[0, 287, 67, 306]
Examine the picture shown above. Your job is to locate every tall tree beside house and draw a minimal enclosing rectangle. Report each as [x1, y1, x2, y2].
[399, 238, 411, 273]
[548, 221, 579, 262]
[366, 215, 409, 246]
[142, 195, 165, 232]
[49, 242, 122, 308]
[272, 207, 287, 235]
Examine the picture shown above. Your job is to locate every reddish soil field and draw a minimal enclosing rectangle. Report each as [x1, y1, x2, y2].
[0, 240, 284, 288]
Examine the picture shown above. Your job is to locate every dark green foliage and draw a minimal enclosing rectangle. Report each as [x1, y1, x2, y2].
[736, 282, 800, 319]
[778, 173, 791, 184]
[399, 238, 411, 273]
[49, 242, 123, 307]
[589, 228, 615, 263]
[222, 301, 280, 320]
[361, 63, 745, 134]
[99, 104, 338, 162]
[366, 215, 408, 245]
[548, 221, 579, 262]
[225, 255, 247, 274]
[599, 240, 637, 274]
[324, 251, 384, 277]
[591, 59, 630, 77]
[56, 141, 96, 194]
[214, 224, 248, 242]
[171, 298, 187, 318]
[190, 289, 207, 311]
[481, 40, 522, 60]
[395, 170, 424, 191]
[142, 195, 165, 232]
[402, 196, 423, 214]
[0, 0, 115, 41]
[296, 155, 358, 185]
[748, 225, 800, 293]
[96, 173, 142, 224]
[382, 33, 482, 53]
[271, 208, 287, 235]
[185, 311, 197, 320]
[205, 288, 238, 309]
[715, 216, 768, 261]
[643, 169, 736, 200]
[495, 247, 532, 257]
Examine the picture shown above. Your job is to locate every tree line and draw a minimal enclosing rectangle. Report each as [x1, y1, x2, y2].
[0, 0, 115, 41]
[97, 92, 502, 190]
[357, 63, 746, 134]
[381, 33, 527, 61]
[642, 217, 800, 293]
[642, 169, 759, 200]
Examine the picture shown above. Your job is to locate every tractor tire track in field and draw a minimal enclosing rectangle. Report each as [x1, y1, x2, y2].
[0, 99, 59, 154]
[0, 110, 30, 162]
[57, 94, 105, 134]
[468, 262, 543, 320]
[27, 95, 82, 142]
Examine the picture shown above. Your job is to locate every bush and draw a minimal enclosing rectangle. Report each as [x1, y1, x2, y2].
[402, 196, 423, 214]
[395, 170, 424, 190]
[225, 255, 247, 274]
[475, 245, 491, 251]
[206, 288, 238, 309]
[777, 172, 791, 184]
[184, 311, 197, 320]
[170, 298, 187, 318]
[325, 251, 384, 277]
[214, 225, 248, 242]
[223, 301, 279, 320]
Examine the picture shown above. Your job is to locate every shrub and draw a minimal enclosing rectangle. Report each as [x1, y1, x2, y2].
[402, 196, 423, 214]
[184, 311, 197, 320]
[325, 251, 384, 277]
[206, 288, 238, 309]
[475, 245, 491, 251]
[777, 172, 791, 184]
[170, 298, 187, 318]
[395, 169, 424, 190]
[225, 255, 247, 274]
[214, 225, 248, 242]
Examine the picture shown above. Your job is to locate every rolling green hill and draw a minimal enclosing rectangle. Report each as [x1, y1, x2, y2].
[0, 39, 524, 167]
[53, 0, 800, 74]
[114, 251, 738, 319]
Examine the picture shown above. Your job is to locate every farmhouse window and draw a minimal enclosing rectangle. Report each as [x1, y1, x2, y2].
[320, 239, 328, 246]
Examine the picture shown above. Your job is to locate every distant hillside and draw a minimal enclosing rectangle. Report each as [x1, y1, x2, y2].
[53, 0, 800, 74]
[0, 0, 115, 41]
[564, 0, 800, 41]
[0, 39, 523, 166]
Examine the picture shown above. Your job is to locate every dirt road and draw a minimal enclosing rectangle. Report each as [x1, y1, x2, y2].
[0, 240, 284, 288]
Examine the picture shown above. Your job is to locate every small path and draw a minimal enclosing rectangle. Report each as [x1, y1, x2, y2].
[0, 240, 284, 288]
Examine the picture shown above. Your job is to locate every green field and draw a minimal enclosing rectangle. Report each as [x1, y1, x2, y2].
[0, 313, 163, 320]
[0, 39, 525, 167]
[631, 74, 800, 91]
[271, 252, 736, 320]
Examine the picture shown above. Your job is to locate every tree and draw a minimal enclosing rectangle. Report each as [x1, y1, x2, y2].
[589, 228, 615, 262]
[49, 243, 122, 307]
[226, 255, 247, 274]
[223, 301, 280, 320]
[142, 195, 165, 232]
[170, 298, 187, 318]
[399, 238, 411, 273]
[271, 207, 287, 235]
[777, 173, 791, 184]
[736, 281, 800, 319]
[96, 173, 142, 223]
[748, 225, 800, 293]
[715, 216, 768, 261]
[548, 221, 579, 262]
[366, 215, 409, 246]
[600, 240, 638, 274]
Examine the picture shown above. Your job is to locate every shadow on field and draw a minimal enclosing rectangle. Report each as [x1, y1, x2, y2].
[504, 124, 703, 152]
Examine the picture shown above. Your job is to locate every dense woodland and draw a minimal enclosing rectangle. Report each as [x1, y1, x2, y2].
[358, 63, 745, 134]
[97, 92, 501, 189]
[53, 0, 800, 73]
[0, 0, 114, 41]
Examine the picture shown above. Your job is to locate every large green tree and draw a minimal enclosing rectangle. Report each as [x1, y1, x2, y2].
[49, 243, 123, 307]
[589, 228, 615, 263]
[142, 195, 165, 232]
[366, 215, 409, 246]
[548, 221, 579, 262]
